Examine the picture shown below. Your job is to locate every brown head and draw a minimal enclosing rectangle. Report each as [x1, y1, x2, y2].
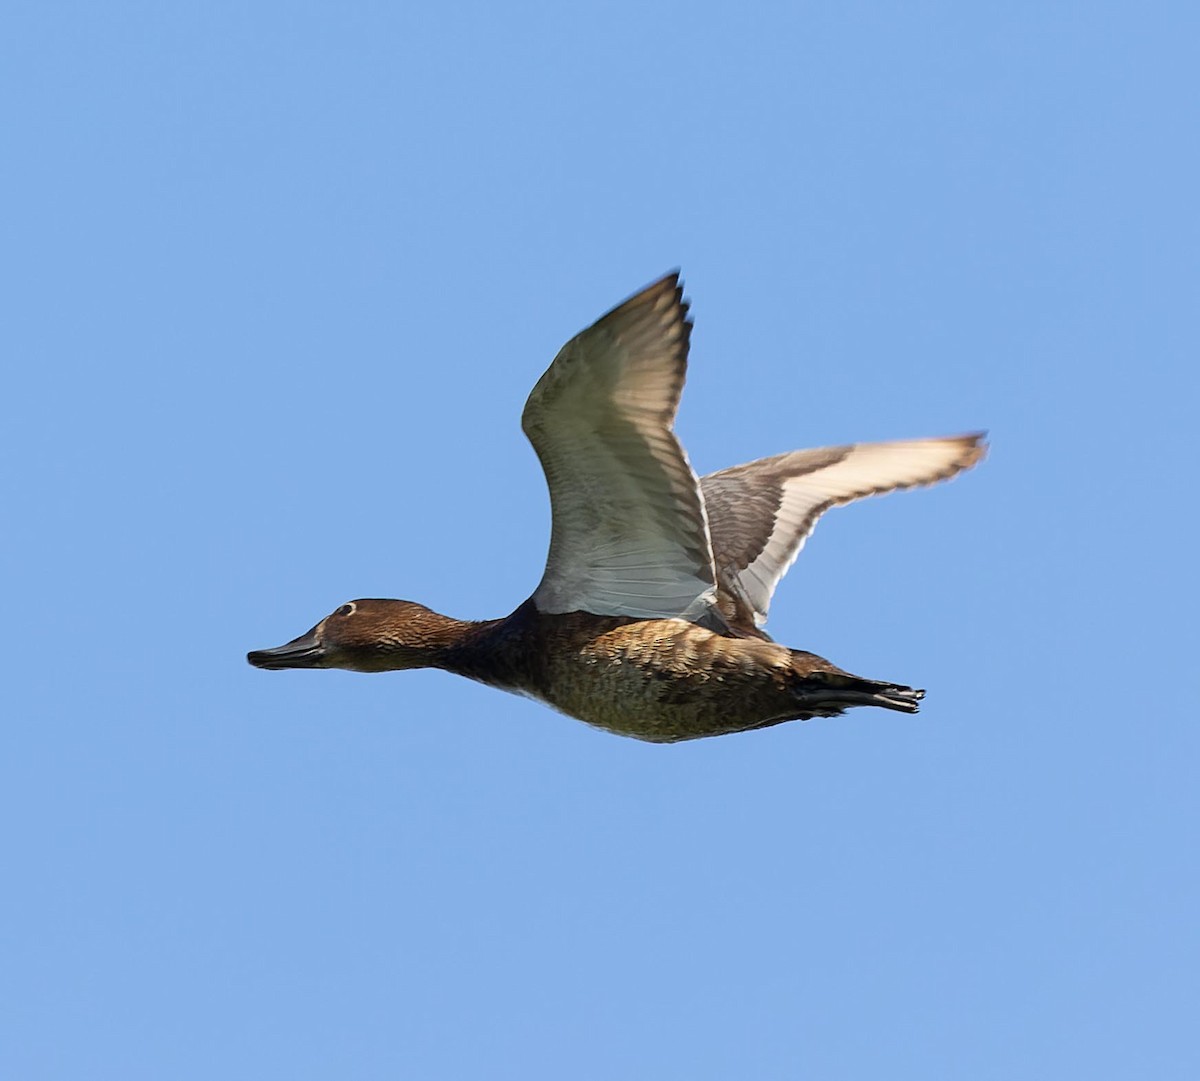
[247, 599, 467, 673]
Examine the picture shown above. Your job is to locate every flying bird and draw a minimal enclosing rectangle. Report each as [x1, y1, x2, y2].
[249, 274, 984, 742]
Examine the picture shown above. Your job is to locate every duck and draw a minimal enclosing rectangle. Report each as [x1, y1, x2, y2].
[248, 273, 985, 742]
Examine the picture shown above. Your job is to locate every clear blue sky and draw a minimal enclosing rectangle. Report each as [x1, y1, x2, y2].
[4, 3, 1198, 1078]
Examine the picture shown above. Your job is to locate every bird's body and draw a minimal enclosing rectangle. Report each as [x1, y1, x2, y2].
[249, 274, 984, 742]
[367, 601, 916, 743]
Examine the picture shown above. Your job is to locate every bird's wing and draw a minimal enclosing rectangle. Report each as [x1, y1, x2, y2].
[701, 434, 986, 629]
[523, 273, 719, 621]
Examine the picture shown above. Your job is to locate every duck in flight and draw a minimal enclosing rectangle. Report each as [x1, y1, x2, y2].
[248, 273, 984, 742]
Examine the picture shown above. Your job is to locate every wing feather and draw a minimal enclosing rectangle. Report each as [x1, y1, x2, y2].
[702, 434, 986, 628]
[523, 274, 719, 620]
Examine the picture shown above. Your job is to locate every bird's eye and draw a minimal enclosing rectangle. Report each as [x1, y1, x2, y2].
[335, 603, 356, 618]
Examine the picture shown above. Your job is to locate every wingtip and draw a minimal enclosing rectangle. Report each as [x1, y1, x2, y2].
[602, 270, 692, 338]
[959, 431, 989, 469]
[650, 269, 686, 315]
[604, 270, 685, 311]
[924, 431, 989, 472]
[639, 269, 685, 308]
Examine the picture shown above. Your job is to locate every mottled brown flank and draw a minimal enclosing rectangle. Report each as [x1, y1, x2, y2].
[358, 600, 918, 743]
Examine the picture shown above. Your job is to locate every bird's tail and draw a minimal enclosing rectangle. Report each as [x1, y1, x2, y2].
[824, 677, 925, 714]
[789, 654, 925, 716]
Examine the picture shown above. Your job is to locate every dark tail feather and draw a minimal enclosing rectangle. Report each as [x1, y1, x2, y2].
[797, 670, 925, 717]
[852, 680, 924, 714]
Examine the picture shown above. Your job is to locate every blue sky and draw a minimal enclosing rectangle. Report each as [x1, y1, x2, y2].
[4, 2, 1198, 1077]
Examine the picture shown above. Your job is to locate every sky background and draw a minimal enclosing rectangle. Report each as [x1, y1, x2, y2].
[3, 2, 1198, 1078]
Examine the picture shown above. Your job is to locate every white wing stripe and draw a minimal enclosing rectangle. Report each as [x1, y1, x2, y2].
[709, 435, 986, 626]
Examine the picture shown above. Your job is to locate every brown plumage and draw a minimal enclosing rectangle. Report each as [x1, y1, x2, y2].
[248, 273, 985, 742]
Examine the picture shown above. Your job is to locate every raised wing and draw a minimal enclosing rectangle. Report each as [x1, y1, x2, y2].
[702, 434, 986, 629]
[523, 273, 719, 620]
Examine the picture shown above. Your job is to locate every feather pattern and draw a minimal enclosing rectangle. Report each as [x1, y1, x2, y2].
[701, 435, 987, 628]
[524, 273, 719, 620]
